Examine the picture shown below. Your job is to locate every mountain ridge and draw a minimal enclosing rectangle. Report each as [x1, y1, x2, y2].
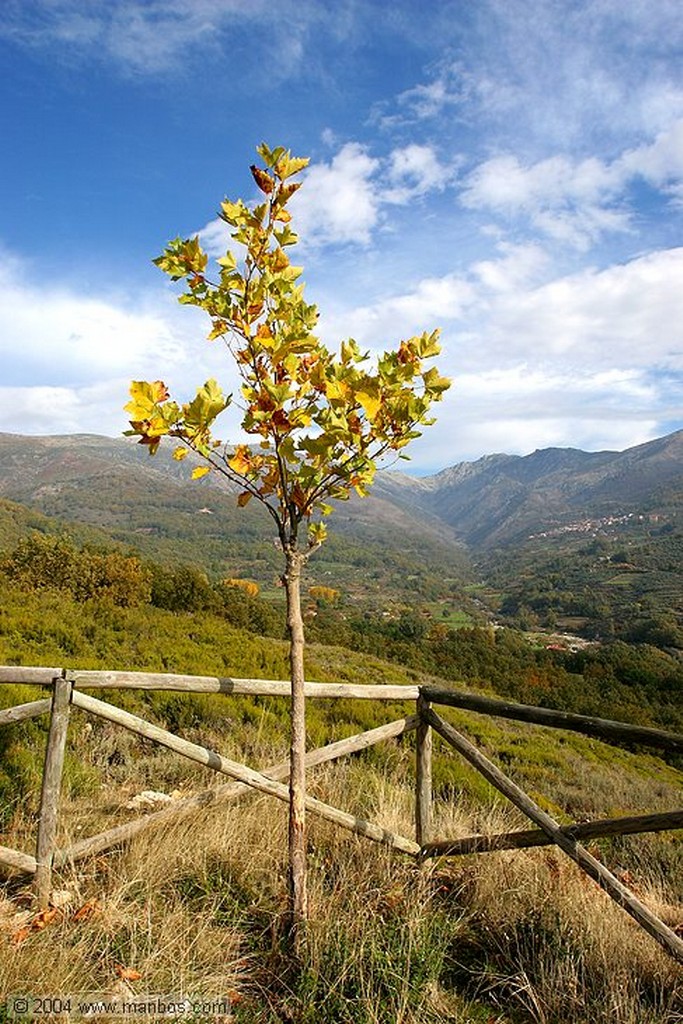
[377, 429, 683, 548]
[0, 428, 681, 555]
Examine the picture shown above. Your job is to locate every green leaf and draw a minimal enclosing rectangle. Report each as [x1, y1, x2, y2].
[183, 379, 230, 430]
[422, 366, 451, 396]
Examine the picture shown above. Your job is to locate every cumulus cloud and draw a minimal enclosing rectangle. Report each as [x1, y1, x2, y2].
[290, 143, 381, 247]
[313, 244, 683, 467]
[461, 153, 630, 249]
[198, 140, 457, 255]
[0, 381, 131, 436]
[2, 241, 681, 463]
[461, 118, 683, 249]
[408, 364, 665, 472]
[0, 250, 243, 436]
[0, 256, 188, 386]
[385, 144, 458, 203]
[471, 242, 549, 293]
[478, 248, 683, 370]
[318, 272, 476, 350]
[618, 118, 683, 194]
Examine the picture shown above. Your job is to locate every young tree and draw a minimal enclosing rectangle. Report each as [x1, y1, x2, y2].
[125, 143, 450, 943]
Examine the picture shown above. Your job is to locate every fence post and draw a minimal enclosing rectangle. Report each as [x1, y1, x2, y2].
[416, 693, 432, 846]
[34, 673, 73, 908]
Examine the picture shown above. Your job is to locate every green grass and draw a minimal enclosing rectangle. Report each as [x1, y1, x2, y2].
[425, 603, 475, 628]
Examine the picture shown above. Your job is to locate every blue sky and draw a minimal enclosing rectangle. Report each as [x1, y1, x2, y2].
[0, 0, 681, 471]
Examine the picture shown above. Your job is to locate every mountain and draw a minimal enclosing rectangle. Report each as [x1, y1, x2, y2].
[0, 430, 680, 635]
[3, 430, 681, 555]
[377, 430, 683, 550]
[0, 432, 472, 605]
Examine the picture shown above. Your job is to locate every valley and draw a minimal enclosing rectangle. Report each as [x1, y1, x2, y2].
[0, 430, 681, 1021]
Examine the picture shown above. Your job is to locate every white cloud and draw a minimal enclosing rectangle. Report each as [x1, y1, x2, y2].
[199, 141, 458, 255]
[376, 1, 683, 161]
[385, 144, 458, 204]
[407, 364, 664, 471]
[198, 217, 234, 259]
[460, 118, 683, 249]
[461, 153, 630, 249]
[0, 250, 245, 436]
[318, 272, 476, 351]
[312, 244, 683, 467]
[478, 248, 683, 370]
[2, 241, 681, 463]
[391, 70, 466, 122]
[0, 381, 131, 436]
[1, 0, 227, 72]
[290, 143, 381, 248]
[471, 242, 549, 293]
[618, 118, 683, 189]
[0, 0, 335, 76]
[0, 256, 188, 386]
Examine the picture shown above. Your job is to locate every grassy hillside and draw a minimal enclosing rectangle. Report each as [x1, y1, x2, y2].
[0, 436, 474, 609]
[0, 580, 681, 1021]
[3, 430, 682, 642]
[0, 483, 681, 1020]
[483, 523, 683, 645]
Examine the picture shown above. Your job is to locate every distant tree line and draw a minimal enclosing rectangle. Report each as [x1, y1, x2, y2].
[2, 533, 680, 736]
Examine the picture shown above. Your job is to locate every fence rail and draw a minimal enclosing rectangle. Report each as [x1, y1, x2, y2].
[0, 665, 681, 965]
[420, 685, 683, 752]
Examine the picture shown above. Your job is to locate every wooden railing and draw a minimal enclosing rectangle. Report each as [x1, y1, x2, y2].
[0, 665, 681, 964]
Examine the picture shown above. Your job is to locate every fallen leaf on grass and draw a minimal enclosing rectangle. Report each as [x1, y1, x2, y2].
[11, 907, 59, 944]
[72, 898, 100, 922]
[32, 907, 59, 929]
[114, 964, 142, 981]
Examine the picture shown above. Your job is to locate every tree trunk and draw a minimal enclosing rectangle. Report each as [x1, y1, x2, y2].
[283, 547, 307, 947]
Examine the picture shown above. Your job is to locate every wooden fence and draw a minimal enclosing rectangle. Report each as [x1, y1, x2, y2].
[0, 665, 682, 965]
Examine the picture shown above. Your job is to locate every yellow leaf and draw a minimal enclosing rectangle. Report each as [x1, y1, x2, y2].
[326, 378, 346, 401]
[173, 447, 188, 461]
[228, 445, 253, 476]
[191, 466, 210, 480]
[124, 380, 170, 419]
[357, 390, 381, 421]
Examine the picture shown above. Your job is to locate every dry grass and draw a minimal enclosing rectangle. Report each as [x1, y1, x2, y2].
[0, 706, 682, 1023]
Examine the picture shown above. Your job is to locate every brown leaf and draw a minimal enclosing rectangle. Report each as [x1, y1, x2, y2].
[11, 906, 59, 943]
[73, 898, 100, 922]
[115, 964, 142, 981]
[250, 165, 275, 194]
[32, 907, 59, 930]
